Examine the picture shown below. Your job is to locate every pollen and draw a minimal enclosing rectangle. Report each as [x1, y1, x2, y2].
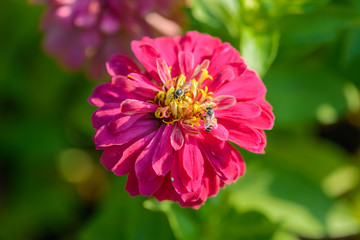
[153, 69, 216, 127]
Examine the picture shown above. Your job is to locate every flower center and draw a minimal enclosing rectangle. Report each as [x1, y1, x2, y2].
[152, 68, 216, 127]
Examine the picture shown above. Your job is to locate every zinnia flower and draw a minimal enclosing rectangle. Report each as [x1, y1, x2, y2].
[41, 0, 185, 78]
[89, 31, 274, 208]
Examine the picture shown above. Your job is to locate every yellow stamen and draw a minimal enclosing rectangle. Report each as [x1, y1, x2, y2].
[152, 67, 216, 128]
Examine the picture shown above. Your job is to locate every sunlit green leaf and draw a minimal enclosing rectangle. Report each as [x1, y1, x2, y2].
[229, 132, 360, 238]
[264, 64, 348, 125]
[240, 26, 280, 77]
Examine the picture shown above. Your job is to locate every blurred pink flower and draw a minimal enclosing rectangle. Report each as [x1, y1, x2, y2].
[40, 0, 185, 78]
[89, 31, 274, 208]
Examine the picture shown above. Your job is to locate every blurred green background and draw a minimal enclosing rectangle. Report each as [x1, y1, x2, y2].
[1, 0, 360, 239]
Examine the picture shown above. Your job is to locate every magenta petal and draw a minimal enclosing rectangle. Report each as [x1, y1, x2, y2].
[170, 124, 184, 150]
[202, 161, 221, 198]
[124, 73, 161, 91]
[179, 121, 199, 136]
[216, 69, 266, 101]
[178, 32, 194, 52]
[190, 31, 221, 63]
[180, 137, 204, 192]
[238, 109, 274, 130]
[208, 42, 241, 76]
[100, 144, 128, 171]
[138, 176, 164, 197]
[112, 75, 159, 101]
[106, 54, 141, 77]
[153, 174, 178, 202]
[152, 124, 174, 176]
[120, 99, 158, 115]
[112, 131, 156, 175]
[180, 189, 202, 203]
[94, 119, 159, 148]
[191, 59, 210, 79]
[91, 103, 122, 129]
[171, 151, 189, 194]
[135, 126, 164, 182]
[209, 124, 229, 141]
[154, 37, 179, 76]
[134, 127, 168, 195]
[254, 130, 267, 154]
[88, 83, 126, 107]
[178, 51, 194, 77]
[207, 66, 235, 91]
[156, 58, 172, 85]
[220, 119, 264, 153]
[125, 169, 140, 196]
[229, 146, 246, 178]
[108, 114, 144, 133]
[213, 95, 236, 110]
[239, 100, 275, 130]
[197, 131, 232, 181]
[131, 41, 162, 83]
[216, 102, 262, 120]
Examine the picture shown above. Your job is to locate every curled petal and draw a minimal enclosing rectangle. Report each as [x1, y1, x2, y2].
[106, 54, 141, 77]
[180, 120, 199, 136]
[156, 58, 172, 85]
[170, 124, 184, 150]
[213, 95, 236, 110]
[131, 42, 163, 84]
[178, 51, 194, 78]
[191, 59, 210, 79]
[91, 103, 122, 129]
[120, 99, 158, 115]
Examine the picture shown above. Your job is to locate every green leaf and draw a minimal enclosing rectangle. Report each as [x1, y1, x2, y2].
[340, 28, 360, 86]
[278, 6, 358, 59]
[229, 132, 360, 238]
[264, 64, 348, 125]
[145, 197, 279, 240]
[144, 200, 201, 240]
[240, 26, 280, 77]
[79, 177, 175, 240]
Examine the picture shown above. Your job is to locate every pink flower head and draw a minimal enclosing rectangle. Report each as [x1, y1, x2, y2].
[41, 0, 185, 78]
[89, 31, 274, 208]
